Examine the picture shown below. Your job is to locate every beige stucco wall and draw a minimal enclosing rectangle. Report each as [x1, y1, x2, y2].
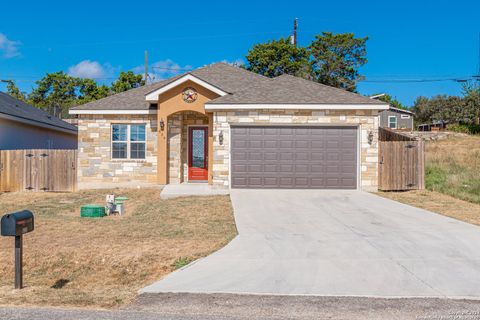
[211, 109, 379, 191]
[77, 114, 158, 189]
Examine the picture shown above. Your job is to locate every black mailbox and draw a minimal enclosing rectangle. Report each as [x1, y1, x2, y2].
[1, 210, 34, 236]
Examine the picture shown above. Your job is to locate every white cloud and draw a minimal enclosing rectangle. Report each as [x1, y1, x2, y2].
[132, 59, 192, 83]
[67, 60, 115, 79]
[220, 58, 245, 67]
[0, 33, 21, 58]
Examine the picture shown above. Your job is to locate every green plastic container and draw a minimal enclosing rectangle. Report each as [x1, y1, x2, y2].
[114, 196, 129, 203]
[80, 204, 105, 218]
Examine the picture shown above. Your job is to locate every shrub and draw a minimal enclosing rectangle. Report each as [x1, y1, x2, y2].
[448, 124, 480, 135]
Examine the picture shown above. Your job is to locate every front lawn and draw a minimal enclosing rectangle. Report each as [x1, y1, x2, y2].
[0, 189, 236, 308]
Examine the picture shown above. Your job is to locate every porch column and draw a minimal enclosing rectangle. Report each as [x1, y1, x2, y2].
[158, 108, 168, 185]
[208, 112, 214, 185]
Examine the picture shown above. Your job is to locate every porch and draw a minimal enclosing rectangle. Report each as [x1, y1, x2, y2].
[162, 111, 213, 185]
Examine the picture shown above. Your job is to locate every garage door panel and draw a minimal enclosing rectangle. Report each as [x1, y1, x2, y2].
[232, 152, 247, 161]
[249, 140, 263, 148]
[248, 153, 262, 161]
[231, 126, 357, 189]
[264, 140, 278, 148]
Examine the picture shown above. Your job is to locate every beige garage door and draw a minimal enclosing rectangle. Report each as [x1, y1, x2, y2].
[231, 126, 357, 189]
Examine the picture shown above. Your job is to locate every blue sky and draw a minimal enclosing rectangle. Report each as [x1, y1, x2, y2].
[0, 0, 478, 106]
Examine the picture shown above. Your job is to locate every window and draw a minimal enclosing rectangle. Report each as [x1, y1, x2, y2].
[401, 114, 411, 119]
[388, 116, 397, 129]
[112, 124, 146, 159]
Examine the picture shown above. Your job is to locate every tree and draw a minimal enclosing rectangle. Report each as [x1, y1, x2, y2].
[77, 78, 110, 104]
[28, 72, 80, 118]
[412, 95, 467, 124]
[462, 81, 480, 124]
[375, 94, 407, 110]
[5, 80, 27, 101]
[111, 71, 145, 93]
[244, 38, 310, 78]
[309, 32, 368, 92]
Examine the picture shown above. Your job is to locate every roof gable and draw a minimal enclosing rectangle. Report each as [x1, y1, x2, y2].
[145, 73, 228, 101]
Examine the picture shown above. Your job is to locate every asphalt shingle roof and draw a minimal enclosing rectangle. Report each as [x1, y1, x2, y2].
[207, 74, 385, 105]
[0, 92, 77, 132]
[71, 62, 385, 111]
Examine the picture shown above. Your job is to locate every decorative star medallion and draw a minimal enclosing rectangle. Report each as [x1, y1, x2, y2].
[182, 87, 198, 103]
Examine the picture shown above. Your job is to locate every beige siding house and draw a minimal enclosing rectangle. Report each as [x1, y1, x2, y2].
[70, 63, 388, 191]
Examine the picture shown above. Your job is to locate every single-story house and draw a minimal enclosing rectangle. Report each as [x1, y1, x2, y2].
[69, 63, 388, 191]
[0, 92, 77, 149]
[379, 106, 414, 131]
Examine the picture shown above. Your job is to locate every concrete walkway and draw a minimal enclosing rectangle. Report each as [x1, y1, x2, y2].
[160, 183, 229, 199]
[142, 190, 480, 297]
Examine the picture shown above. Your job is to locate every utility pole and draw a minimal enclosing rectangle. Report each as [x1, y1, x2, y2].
[293, 18, 298, 47]
[144, 50, 149, 85]
[477, 32, 480, 80]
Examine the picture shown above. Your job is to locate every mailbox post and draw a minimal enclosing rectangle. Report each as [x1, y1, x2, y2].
[1, 210, 34, 289]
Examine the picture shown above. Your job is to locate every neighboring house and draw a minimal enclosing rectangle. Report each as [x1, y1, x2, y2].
[69, 63, 388, 191]
[379, 106, 414, 130]
[417, 120, 448, 131]
[0, 92, 77, 149]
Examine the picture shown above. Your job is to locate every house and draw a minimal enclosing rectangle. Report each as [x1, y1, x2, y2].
[417, 120, 448, 132]
[69, 63, 388, 191]
[0, 92, 77, 149]
[379, 106, 414, 130]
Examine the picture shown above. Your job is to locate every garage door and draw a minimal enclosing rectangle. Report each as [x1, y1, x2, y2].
[231, 126, 357, 189]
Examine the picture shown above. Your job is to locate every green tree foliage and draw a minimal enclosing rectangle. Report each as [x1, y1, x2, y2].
[5, 80, 27, 101]
[29, 71, 79, 118]
[244, 32, 368, 91]
[309, 32, 368, 92]
[28, 72, 112, 118]
[111, 71, 145, 93]
[462, 81, 480, 124]
[77, 78, 110, 104]
[375, 94, 407, 110]
[412, 95, 474, 125]
[244, 38, 310, 78]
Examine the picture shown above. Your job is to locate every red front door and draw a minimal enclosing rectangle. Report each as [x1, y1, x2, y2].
[188, 127, 208, 181]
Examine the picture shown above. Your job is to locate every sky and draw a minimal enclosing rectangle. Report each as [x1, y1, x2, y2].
[0, 0, 479, 107]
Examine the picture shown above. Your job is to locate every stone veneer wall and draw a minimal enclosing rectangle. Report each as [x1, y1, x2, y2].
[77, 114, 158, 189]
[167, 112, 209, 184]
[212, 109, 379, 191]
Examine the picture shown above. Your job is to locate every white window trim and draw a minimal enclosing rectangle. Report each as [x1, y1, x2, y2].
[111, 124, 147, 160]
[388, 116, 397, 129]
[401, 114, 411, 119]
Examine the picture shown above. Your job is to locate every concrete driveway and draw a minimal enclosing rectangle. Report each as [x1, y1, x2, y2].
[141, 190, 480, 297]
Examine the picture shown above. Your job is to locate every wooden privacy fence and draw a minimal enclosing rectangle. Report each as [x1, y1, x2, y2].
[0, 149, 77, 192]
[378, 128, 425, 191]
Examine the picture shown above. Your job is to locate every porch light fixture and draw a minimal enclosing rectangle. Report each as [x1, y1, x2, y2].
[368, 130, 374, 145]
[159, 118, 165, 131]
[219, 130, 224, 145]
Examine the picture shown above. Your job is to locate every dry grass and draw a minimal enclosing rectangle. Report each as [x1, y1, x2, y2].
[378, 135, 480, 226]
[0, 189, 236, 308]
[425, 135, 480, 203]
[378, 189, 480, 226]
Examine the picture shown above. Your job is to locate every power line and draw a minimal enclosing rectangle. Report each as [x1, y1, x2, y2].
[21, 31, 290, 49]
